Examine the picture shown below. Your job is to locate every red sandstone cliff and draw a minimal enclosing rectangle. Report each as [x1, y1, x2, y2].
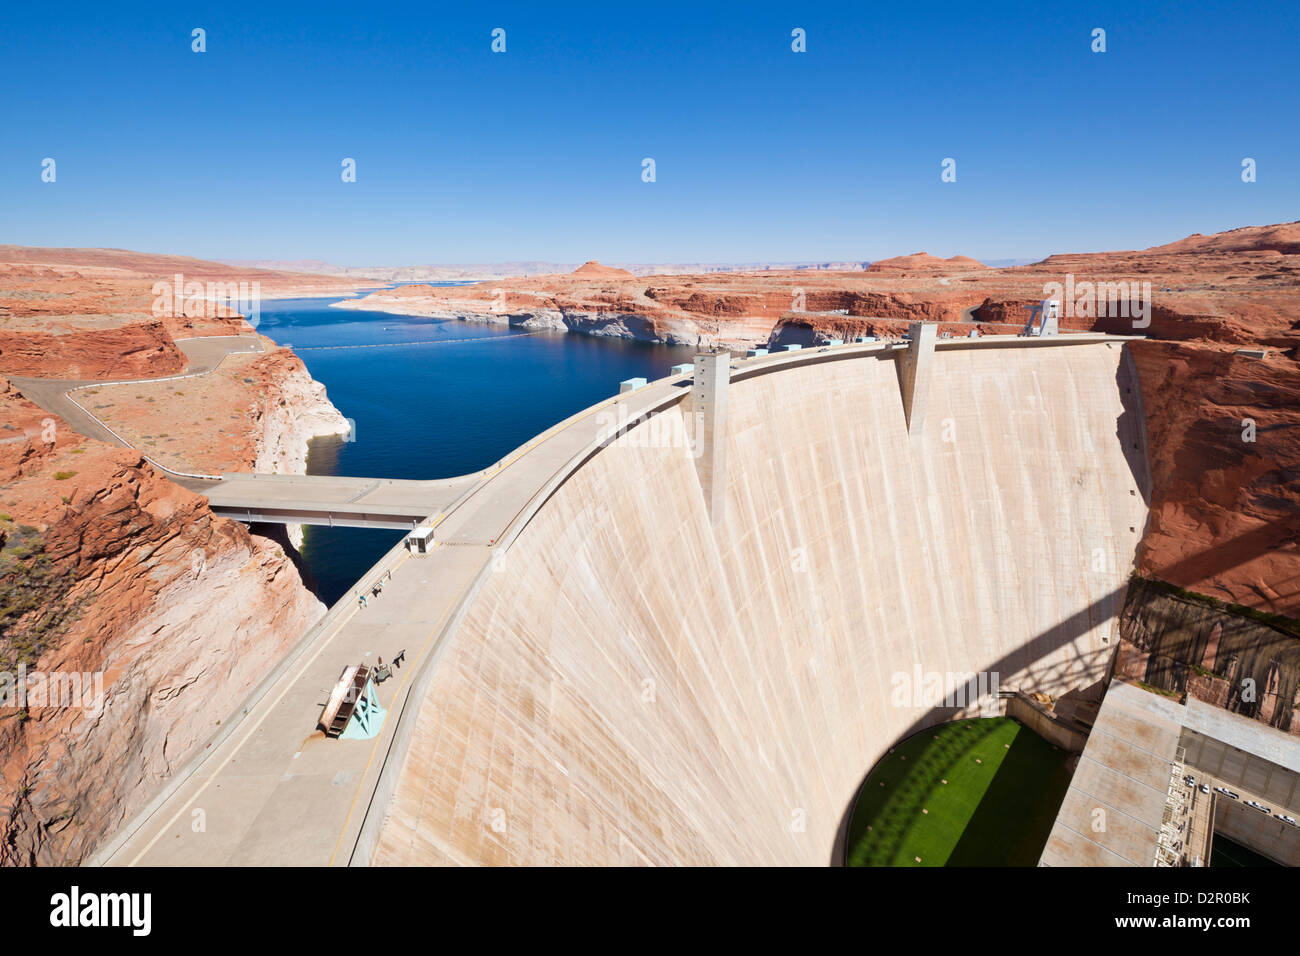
[0, 322, 187, 380]
[0, 250, 351, 865]
[0, 383, 325, 864]
[1128, 341, 1299, 614]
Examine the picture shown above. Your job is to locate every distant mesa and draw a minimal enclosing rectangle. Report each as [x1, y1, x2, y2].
[866, 252, 989, 273]
[1141, 220, 1300, 257]
[0, 244, 366, 297]
[571, 260, 634, 278]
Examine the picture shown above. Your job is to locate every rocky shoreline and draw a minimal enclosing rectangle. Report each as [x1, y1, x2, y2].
[333, 298, 718, 346]
[248, 352, 352, 549]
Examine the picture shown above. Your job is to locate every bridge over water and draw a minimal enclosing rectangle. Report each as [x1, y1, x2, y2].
[177, 473, 479, 530]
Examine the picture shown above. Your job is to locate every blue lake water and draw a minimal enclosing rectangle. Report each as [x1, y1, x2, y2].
[254, 294, 695, 606]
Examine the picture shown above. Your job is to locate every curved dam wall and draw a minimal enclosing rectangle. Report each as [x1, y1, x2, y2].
[369, 340, 1151, 865]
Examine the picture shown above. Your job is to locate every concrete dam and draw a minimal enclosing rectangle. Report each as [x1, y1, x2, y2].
[97, 332, 1151, 866]
[360, 334, 1151, 866]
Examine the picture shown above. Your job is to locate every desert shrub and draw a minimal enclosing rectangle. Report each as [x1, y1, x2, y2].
[0, 526, 87, 669]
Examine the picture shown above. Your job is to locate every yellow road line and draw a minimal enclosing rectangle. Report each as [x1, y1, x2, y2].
[123, 542, 425, 864]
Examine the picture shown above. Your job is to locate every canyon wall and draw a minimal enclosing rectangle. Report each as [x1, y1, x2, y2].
[1115, 577, 1300, 735]
[332, 268, 840, 347]
[1126, 341, 1299, 616]
[0, 364, 341, 864]
[0, 248, 359, 865]
[371, 341, 1149, 865]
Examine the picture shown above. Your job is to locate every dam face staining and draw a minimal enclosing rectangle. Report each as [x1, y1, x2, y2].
[366, 334, 1149, 866]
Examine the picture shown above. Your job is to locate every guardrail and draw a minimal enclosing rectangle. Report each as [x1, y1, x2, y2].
[58, 335, 265, 481]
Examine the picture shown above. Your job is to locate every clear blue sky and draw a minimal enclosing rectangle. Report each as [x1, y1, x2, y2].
[1, 0, 1296, 264]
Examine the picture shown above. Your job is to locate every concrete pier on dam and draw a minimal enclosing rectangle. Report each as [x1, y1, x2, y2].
[97, 331, 1151, 867]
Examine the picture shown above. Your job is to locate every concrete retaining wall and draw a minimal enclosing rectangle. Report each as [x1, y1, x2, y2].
[1214, 799, 1300, 866]
[1005, 694, 1090, 753]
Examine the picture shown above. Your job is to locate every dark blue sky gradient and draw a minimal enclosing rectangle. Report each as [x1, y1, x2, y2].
[1, 0, 1295, 263]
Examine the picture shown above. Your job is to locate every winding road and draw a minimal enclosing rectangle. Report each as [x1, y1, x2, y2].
[9, 335, 266, 451]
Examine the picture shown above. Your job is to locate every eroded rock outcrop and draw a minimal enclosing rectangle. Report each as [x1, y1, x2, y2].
[865, 251, 988, 273]
[0, 385, 324, 865]
[335, 262, 863, 347]
[0, 323, 186, 381]
[0, 249, 352, 865]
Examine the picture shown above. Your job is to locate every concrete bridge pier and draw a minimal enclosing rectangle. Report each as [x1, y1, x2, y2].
[690, 350, 730, 525]
[898, 321, 936, 435]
